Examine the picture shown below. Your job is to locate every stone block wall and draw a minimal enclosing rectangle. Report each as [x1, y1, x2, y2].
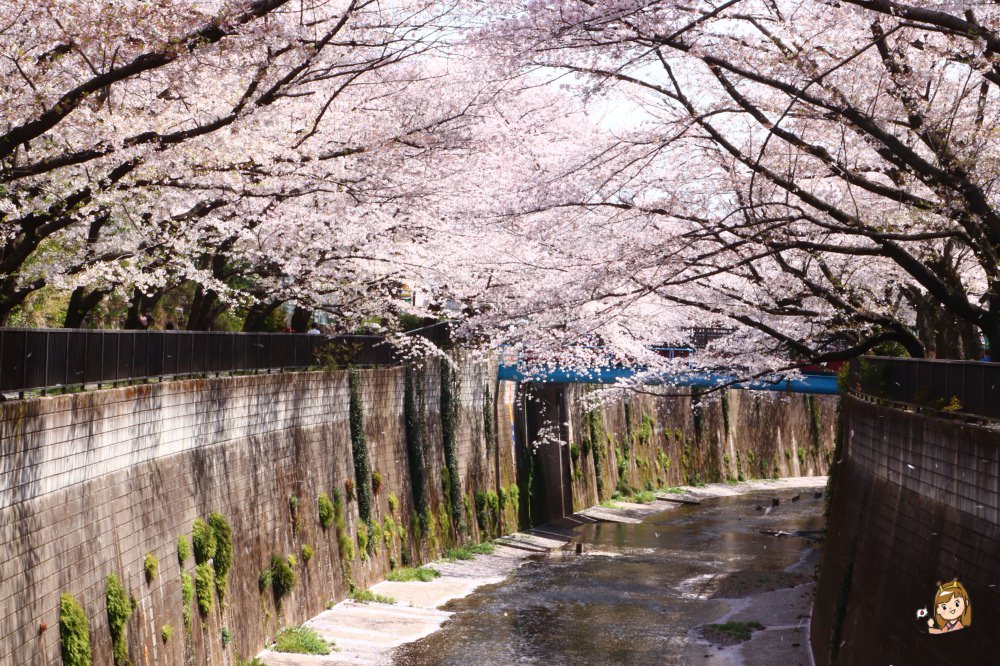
[812, 396, 1000, 665]
[0, 356, 513, 666]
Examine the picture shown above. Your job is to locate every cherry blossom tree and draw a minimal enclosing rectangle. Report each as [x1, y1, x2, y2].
[477, 0, 1000, 361]
[0, 0, 489, 330]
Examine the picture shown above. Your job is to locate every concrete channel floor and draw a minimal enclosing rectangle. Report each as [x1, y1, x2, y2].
[259, 477, 827, 666]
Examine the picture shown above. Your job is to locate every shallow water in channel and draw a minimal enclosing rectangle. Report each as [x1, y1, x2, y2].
[391, 488, 825, 666]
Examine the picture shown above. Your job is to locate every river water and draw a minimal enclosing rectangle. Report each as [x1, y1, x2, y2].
[391, 486, 825, 666]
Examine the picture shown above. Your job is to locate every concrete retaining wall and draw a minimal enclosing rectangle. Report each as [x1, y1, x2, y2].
[0, 359, 513, 666]
[521, 384, 837, 522]
[812, 396, 1000, 664]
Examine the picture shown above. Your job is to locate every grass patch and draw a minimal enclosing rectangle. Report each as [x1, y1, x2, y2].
[442, 542, 495, 561]
[272, 626, 333, 655]
[702, 620, 764, 645]
[349, 588, 396, 605]
[386, 566, 440, 582]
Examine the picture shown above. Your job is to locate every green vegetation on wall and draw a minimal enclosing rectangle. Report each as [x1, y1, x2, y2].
[404, 364, 429, 531]
[348, 368, 374, 526]
[332, 489, 353, 564]
[59, 593, 92, 666]
[177, 535, 191, 566]
[180, 572, 194, 631]
[440, 360, 465, 533]
[269, 554, 297, 601]
[474, 490, 500, 539]
[143, 553, 158, 582]
[208, 512, 234, 601]
[585, 409, 607, 500]
[195, 563, 215, 616]
[318, 492, 334, 530]
[105, 573, 133, 666]
[192, 518, 216, 564]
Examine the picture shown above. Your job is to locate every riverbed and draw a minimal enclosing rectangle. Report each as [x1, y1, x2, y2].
[392, 481, 825, 666]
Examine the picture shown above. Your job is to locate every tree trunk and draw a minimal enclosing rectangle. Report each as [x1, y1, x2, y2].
[291, 306, 312, 333]
[64, 287, 109, 329]
[243, 299, 284, 332]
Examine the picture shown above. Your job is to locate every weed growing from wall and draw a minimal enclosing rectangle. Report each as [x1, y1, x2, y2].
[387, 493, 398, 515]
[474, 490, 502, 539]
[586, 409, 607, 500]
[507, 485, 519, 521]
[105, 573, 133, 666]
[143, 553, 158, 583]
[404, 364, 429, 531]
[348, 368, 373, 525]
[195, 563, 215, 616]
[332, 489, 353, 564]
[486, 491, 499, 538]
[616, 441, 632, 497]
[440, 360, 464, 533]
[209, 512, 233, 601]
[160, 625, 172, 643]
[257, 569, 272, 593]
[318, 492, 334, 530]
[357, 523, 370, 562]
[382, 516, 395, 550]
[192, 518, 216, 564]
[180, 572, 194, 631]
[177, 536, 191, 566]
[269, 554, 297, 602]
[59, 593, 91, 666]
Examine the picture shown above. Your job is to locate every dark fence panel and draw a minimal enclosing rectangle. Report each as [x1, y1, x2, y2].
[849, 356, 1000, 420]
[0, 323, 451, 395]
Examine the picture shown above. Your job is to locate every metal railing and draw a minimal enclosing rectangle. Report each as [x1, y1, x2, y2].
[0, 324, 451, 396]
[848, 356, 1000, 421]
